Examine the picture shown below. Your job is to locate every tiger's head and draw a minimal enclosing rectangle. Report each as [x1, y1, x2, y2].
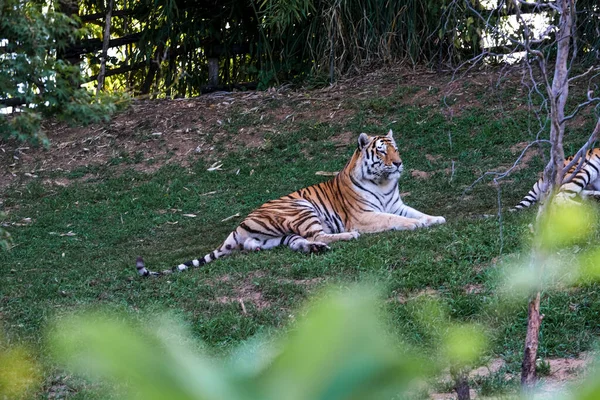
[354, 129, 403, 183]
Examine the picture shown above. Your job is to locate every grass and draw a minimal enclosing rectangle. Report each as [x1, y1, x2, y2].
[1, 76, 600, 398]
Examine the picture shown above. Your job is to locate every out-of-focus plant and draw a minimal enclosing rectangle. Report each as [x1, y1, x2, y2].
[44, 201, 600, 398]
[413, 297, 487, 398]
[500, 202, 599, 299]
[496, 200, 600, 391]
[49, 286, 432, 400]
[0, 328, 40, 399]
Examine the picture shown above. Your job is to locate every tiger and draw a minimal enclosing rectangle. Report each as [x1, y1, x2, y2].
[513, 148, 600, 210]
[136, 129, 446, 276]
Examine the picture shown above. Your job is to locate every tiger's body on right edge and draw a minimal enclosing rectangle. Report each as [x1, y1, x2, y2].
[514, 148, 600, 210]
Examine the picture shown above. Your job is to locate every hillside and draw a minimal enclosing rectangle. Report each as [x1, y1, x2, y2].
[1, 66, 599, 399]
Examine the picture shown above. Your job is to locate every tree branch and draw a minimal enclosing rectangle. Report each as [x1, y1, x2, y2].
[97, 0, 115, 94]
[85, 62, 147, 82]
[79, 9, 134, 22]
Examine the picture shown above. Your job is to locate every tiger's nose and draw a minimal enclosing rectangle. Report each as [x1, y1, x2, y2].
[393, 161, 402, 167]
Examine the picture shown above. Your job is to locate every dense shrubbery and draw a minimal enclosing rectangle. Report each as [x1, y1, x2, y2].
[2, 1, 600, 143]
[0, 0, 124, 144]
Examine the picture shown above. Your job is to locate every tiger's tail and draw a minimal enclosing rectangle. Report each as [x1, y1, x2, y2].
[136, 231, 241, 277]
[512, 179, 544, 211]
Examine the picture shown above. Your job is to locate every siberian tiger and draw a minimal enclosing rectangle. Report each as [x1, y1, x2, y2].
[137, 130, 446, 276]
[514, 148, 600, 210]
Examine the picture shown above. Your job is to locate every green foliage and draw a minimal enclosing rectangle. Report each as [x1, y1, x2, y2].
[3, 0, 600, 100]
[537, 202, 597, 251]
[443, 324, 487, 366]
[0, 0, 123, 144]
[260, 0, 315, 34]
[536, 359, 551, 377]
[498, 202, 600, 299]
[0, 329, 40, 399]
[49, 287, 428, 400]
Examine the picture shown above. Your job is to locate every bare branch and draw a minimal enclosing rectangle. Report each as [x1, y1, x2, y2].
[561, 97, 600, 123]
[568, 66, 600, 83]
[515, 0, 560, 12]
[462, 139, 551, 197]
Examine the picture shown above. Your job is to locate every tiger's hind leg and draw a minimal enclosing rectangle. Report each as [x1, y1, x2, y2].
[280, 234, 329, 253]
[242, 234, 330, 254]
[280, 231, 360, 254]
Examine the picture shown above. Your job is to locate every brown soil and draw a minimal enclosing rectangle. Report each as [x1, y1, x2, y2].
[0, 65, 525, 194]
[464, 284, 485, 295]
[387, 287, 439, 304]
[411, 169, 431, 180]
[430, 353, 593, 399]
[215, 271, 271, 311]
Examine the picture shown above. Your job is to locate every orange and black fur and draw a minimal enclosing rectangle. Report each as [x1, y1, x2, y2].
[137, 130, 446, 276]
[514, 148, 600, 210]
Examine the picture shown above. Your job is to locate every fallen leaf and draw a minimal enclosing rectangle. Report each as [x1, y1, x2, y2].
[207, 161, 223, 171]
[315, 171, 338, 176]
[221, 213, 241, 222]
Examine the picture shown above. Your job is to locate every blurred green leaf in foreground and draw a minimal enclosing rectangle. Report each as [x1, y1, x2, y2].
[0, 328, 40, 399]
[48, 286, 429, 400]
[43, 275, 600, 399]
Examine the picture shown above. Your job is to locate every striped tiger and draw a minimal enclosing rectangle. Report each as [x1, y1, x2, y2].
[514, 148, 600, 210]
[137, 130, 446, 276]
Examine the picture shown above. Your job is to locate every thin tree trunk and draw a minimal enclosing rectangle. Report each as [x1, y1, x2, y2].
[208, 57, 219, 86]
[543, 0, 574, 189]
[455, 372, 471, 400]
[521, 291, 542, 387]
[97, 0, 115, 94]
[521, 0, 574, 389]
[141, 43, 165, 95]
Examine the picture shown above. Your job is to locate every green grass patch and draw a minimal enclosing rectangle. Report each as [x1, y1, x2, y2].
[1, 83, 600, 398]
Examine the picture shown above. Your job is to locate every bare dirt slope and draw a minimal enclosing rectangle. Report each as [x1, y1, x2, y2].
[0, 66, 507, 193]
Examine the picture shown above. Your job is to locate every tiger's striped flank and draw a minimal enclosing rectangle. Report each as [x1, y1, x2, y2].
[513, 148, 600, 210]
[137, 129, 446, 277]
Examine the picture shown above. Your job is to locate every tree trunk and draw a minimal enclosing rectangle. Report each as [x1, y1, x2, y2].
[455, 372, 471, 400]
[521, 0, 574, 390]
[543, 0, 574, 188]
[521, 291, 542, 387]
[97, 0, 115, 94]
[79, 9, 132, 23]
[208, 57, 219, 86]
[140, 43, 165, 95]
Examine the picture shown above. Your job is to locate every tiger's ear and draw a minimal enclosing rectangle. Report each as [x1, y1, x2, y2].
[357, 133, 370, 150]
[386, 129, 394, 138]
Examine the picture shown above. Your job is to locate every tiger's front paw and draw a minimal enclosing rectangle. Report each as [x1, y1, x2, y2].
[420, 216, 446, 226]
[347, 231, 361, 240]
[431, 216, 446, 225]
[400, 218, 424, 230]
